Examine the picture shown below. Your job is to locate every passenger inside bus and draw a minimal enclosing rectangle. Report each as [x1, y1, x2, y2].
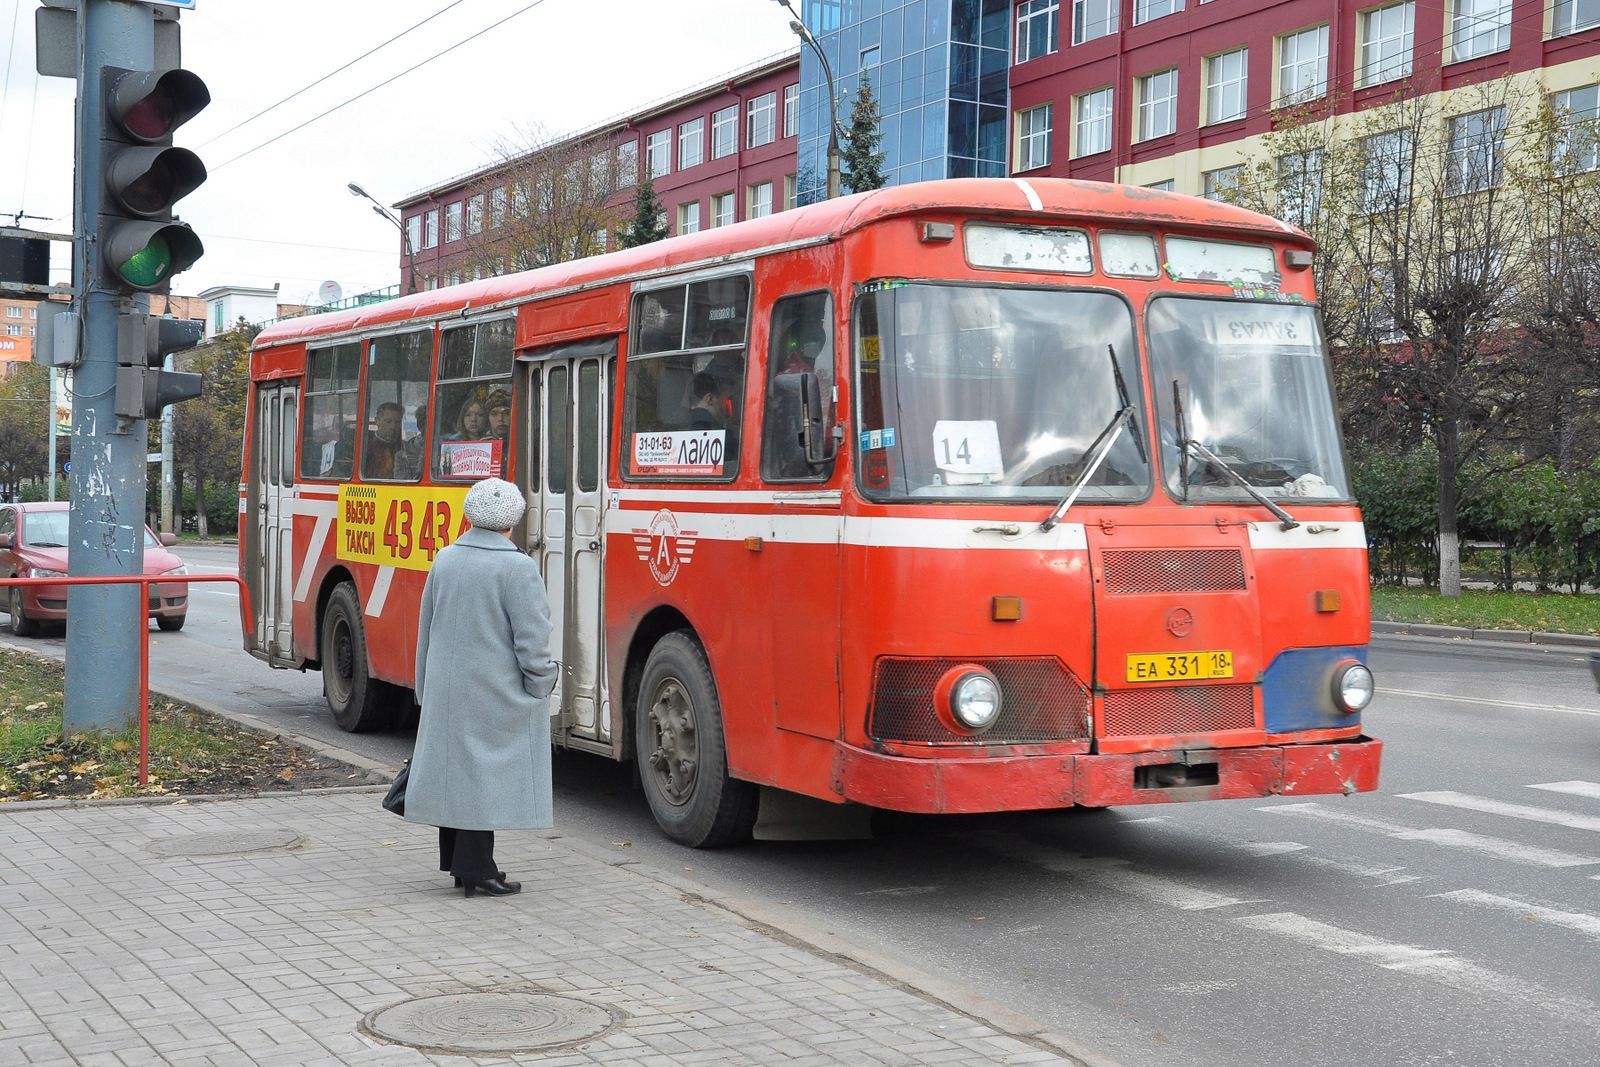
[445, 399, 489, 441]
[364, 402, 405, 479]
[397, 401, 427, 479]
[486, 390, 512, 448]
[688, 373, 725, 430]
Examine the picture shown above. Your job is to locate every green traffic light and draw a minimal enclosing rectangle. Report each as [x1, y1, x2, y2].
[117, 233, 172, 288]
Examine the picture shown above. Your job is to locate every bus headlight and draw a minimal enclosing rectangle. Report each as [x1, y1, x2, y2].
[934, 665, 1003, 733]
[1332, 661, 1374, 713]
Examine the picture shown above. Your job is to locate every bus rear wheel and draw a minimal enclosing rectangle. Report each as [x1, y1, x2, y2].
[636, 632, 757, 848]
[320, 582, 388, 733]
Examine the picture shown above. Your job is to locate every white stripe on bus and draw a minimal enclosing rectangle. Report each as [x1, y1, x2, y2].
[1011, 178, 1043, 211]
[293, 514, 333, 603]
[1245, 521, 1365, 550]
[607, 511, 1091, 551]
[365, 566, 395, 618]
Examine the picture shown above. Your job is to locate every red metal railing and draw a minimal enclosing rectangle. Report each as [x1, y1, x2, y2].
[0, 573, 253, 786]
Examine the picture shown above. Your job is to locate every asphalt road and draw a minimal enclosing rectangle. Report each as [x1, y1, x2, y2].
[10, 542, 1600, 1067]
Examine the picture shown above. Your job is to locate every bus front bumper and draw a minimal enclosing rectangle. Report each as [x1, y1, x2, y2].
[832, 737, 1382, 814]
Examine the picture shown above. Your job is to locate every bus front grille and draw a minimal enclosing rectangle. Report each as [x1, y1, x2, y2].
[1101, 549, 1247, 594]
[1101, 684, 1256, 738]
[869, 656, 1090, 745]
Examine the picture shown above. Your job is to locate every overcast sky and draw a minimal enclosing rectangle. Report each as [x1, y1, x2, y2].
[0, 0, 795, 305]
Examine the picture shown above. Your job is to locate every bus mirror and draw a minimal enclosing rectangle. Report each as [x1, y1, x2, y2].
[799, 371, 836, 465]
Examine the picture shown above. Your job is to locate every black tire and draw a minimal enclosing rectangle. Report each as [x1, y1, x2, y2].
[636, 631, 757, 848]
[8, 584, 38, 638]
[157, 614, 186, 632]
[320, 582, 388, 732]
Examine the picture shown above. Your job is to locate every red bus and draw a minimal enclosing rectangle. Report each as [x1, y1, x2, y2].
[241, 178, 1381, 846]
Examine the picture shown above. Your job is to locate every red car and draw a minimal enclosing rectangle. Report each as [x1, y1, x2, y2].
[0, 501, 189, 636]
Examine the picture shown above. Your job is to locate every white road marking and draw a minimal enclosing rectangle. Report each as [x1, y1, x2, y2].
[980, 834, 1261, 910]
[192, 587, 239, 598]
[1398, 792, 1600, 834]
[1260, 802, 1600, 867]
[1233, 912, 1600, 1028]
[1529, 781, 1600, 801]
[1241, 841, 1308, 856]
[1378, 687, 1600, 718]
[1434, 889, 1600, 942]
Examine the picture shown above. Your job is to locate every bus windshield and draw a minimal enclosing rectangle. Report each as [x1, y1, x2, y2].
[1148, 298, 1350, 502]
[855, 283, 1147, 501]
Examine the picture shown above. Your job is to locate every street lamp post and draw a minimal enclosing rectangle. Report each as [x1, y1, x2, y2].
[347, 182, 418, 295]
[769, 0, 844, 199]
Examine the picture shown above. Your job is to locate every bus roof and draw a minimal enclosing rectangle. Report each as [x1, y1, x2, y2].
[253, 177, 1310, 351]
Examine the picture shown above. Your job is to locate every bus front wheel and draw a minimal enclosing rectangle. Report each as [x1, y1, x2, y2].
[320, 582, 388, 733]
[636, 632, 757, 848]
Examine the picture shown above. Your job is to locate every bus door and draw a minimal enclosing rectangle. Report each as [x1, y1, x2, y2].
[521, 338, 615, 747]
[253, 379, 298, 662]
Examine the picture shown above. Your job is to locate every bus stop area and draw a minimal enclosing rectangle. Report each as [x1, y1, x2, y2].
[0, 788, 1088, 1066]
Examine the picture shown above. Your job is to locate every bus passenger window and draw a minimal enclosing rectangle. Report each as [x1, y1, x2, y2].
[433, 319, 514, 481]
[761, 291, 834, 482]
[299, 342, 361, 481]
[622, 275, 750, 481]
[361, 330, 431, 482]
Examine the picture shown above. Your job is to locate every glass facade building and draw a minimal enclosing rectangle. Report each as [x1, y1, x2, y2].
[797, 0, 1010, 203]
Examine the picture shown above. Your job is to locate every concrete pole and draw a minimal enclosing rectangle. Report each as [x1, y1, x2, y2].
[160, 355, 174, 532]
[46, 369, 57, 501]
[64, 0, 155, 734]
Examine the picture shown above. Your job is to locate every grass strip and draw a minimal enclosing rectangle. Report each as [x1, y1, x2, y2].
[1369, 586, 1600, 636]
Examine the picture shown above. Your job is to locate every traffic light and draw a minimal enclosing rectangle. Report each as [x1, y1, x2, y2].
[113, 314, 204, 419]
[97, 67, 210, 294]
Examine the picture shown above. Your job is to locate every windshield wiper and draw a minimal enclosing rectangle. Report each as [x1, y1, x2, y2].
[1041, 345, 1142, 532]
[27, 541, 66, 547]
[1170, 379, 1299, 531]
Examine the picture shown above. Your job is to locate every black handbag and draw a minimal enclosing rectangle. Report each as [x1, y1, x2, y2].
[382, 760, 409, 816]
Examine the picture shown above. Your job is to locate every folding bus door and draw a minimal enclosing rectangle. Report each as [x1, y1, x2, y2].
[253, 380, 298, 662]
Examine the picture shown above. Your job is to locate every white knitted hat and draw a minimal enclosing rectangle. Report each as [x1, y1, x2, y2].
[463, 477, 525, 531]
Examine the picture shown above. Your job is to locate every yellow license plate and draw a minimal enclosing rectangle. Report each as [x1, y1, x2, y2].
[1126, 651, 1234, 683]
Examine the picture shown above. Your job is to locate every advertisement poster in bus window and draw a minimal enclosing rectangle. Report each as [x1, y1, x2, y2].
[439, 439, 502, 478]
[633, 429, 725, 476]
[337, 484, 471, 572]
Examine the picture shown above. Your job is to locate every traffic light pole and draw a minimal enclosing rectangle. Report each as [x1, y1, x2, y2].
[65, 0, 157, 733]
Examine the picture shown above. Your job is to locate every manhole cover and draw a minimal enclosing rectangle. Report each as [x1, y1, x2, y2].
[147, 829, 304, 858]
[361, 992, 616, 1054]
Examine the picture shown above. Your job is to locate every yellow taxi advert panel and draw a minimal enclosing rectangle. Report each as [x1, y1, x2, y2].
[337, 484, 471, 572]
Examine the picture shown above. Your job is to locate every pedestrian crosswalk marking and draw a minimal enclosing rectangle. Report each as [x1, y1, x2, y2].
[1434, 889, 1600, 942]
[1260, 802, 1600, 866]
[975, 833, 1264, 911]
[1378, 687, 1600, 718]
[1398, 791, 1600, 834]
[1528, 781, 1600, 801]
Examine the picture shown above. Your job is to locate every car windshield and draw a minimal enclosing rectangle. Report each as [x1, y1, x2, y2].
[22, 512, 68, 546]
[1147, 298, 1350, 502]
[854, 283, 1147, 501]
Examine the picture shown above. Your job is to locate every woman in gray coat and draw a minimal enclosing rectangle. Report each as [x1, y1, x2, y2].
[405, 477, 559, 897]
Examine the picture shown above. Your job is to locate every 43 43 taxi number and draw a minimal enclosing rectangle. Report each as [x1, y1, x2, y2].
[1126, 650, 1234, 683]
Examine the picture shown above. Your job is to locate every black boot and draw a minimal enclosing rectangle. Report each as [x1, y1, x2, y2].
[454, 870, 506, 887]
[462, 876, 521, 897]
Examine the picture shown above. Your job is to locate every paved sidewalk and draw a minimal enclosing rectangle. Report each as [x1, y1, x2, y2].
[0, 790, 1078, 1066]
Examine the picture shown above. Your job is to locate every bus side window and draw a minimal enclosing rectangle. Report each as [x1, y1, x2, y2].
[361, 330, 431, 483]
[300, 342, 360, 481]
[433, 320, 514, 481]
[761, 291, 834, 483]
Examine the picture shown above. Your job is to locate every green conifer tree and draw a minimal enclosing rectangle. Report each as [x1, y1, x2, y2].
[621, 174, 670, 247]
[841, 72, 888, 194]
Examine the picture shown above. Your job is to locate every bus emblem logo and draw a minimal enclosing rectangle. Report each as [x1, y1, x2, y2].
[1166, 607, 1195, 638]
[632, 509, 698, 587]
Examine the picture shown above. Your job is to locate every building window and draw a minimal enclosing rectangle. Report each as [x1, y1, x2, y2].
[1133, 0, 1183, 25]
[1144, 179, 1175, 191]
[678, 201, 701, 234]
[748, 93, 777, 148]
[1016, 0, 1059, 64]
[1450, 0, 1510, 62]
[1555, 0, 1600, 35]
[28, 307, 36, 319]
[5, 305, 21, 317]
[1016, 103, 1053, 170]
[1137, 69, 1178, 141]
[1553, 85, 1600, 173]
[616, 140, 639, 186]
[712, 104, 738, 158]
[1447, 107, 1507, 193]
[1074, 88, 1112, 157]
[1358, 3, 1414, 88]
[1203, 165, 1243, 200]
[1278, 25, 1329, 105]
[1277, 149, 1324, 225]
[646, 130, 671, 179]
[1361, 129, 1412, 212]
[445, 202, 463, 243]
[784, 83, 799, 137]
[1072, 0, 1117, 43]
[1204, 48, 1248, 125]
[679, 117, 705, 170]
[489, 187, 507, 228]
[466, 194, 484, 236]
[405, 215, 422, 254]
[711, 192, 735, 228]
[860, 45, 881, 68]
[747, 181, 774, 219]
[5, 324, 21, 337]
[784, 173, 798, 210]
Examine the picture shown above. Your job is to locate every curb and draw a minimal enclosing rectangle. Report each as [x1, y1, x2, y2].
[0, 785, 387, 814]
[1372, 619, 1598, 649]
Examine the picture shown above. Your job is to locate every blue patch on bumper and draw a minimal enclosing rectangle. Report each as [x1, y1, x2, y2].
[1261, 646, 1367, 734]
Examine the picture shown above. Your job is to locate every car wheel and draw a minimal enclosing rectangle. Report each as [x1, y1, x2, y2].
[157, 614, 186, 632]
[320, 582, 388, 732]
[8, 584, 39, 638]
[636, 631, 757, 848]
